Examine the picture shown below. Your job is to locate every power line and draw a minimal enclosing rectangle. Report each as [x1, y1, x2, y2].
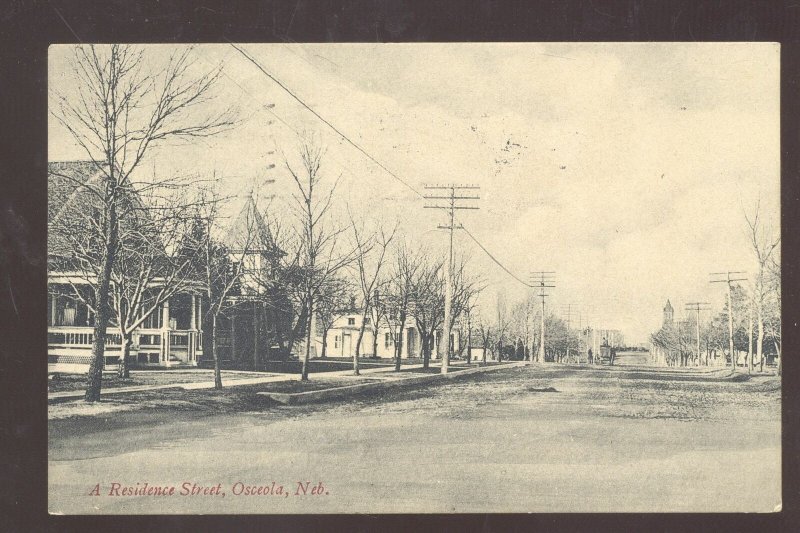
[229, 41, 421, 198]
[227, 42, 535, 290]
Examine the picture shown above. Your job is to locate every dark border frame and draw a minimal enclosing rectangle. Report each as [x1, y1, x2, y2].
[1, 1, 797, 531]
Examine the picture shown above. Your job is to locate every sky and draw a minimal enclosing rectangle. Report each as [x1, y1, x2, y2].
[48, 43, 780, 344]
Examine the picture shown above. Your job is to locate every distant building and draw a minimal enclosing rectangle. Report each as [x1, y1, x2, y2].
[317, 310, 461, 360]
[663, 299, 674, 327]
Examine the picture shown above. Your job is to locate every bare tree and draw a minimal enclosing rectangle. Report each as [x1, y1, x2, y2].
[411, 256, 445, 369]
[411, 253, 481, 368]
[51, 44, 235, 402]
[285, 139, 354, 381]
[476, 317, 494, 364]
[494, 292, 509, 362]
[108, 182, 203, 378]
[744, 200, 780, 372]
[193, 191, 260, 389]
[348, 213, 397, 375]
[315, 275, 352, 358]
[765, 254, 781, 374]
[384, 240, 423, 371]
[510, 296, 534, 361]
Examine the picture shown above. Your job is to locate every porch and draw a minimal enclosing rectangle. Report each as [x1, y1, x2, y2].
[47, 291, 204, 373]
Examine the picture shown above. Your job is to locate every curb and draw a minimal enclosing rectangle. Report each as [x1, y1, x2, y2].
[258, 362, 524, 405]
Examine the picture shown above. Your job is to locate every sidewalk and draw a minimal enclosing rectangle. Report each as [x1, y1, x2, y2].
[48, 362, 429, 402]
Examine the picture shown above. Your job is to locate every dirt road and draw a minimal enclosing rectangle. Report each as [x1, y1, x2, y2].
[48, 364, 781, 514]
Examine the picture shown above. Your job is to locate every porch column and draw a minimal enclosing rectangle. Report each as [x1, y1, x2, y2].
[197, 298, 203, 356]
[190, 294, 197, 330]
[231, 314, 237, 363]
[162, 300, 171, 367]
[49, 294, 57, 326]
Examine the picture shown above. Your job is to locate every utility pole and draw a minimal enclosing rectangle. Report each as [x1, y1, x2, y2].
[530, 272, 555, 363]
[748, 304, 753, 374]
[710, 272, 747, 371]
[685, 302, 710, 366]
[424, 184, 480, 374]
[560, 303, 575, 363]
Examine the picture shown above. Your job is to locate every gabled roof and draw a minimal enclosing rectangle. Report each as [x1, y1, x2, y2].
[48, 161, 157, 271]
[48, 161, 104, 225]
[48, 161, 106, 259]
[222, 194, 280, 255]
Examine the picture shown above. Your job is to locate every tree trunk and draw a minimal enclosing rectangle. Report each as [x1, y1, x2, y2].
[394, 315, 406, 372]
[422, 335, 430, 369]
[85, 187, 118, 402]
[748, 308, 753, 375]
[253, 301, 260, 371]
[467, 320, 472, 364]
[86, 267, 113, 401]
[117, 332, 133, 379]
[757, 302, 765, 372]
[371, 325, 379, 360]
[212, 313, 222, 389]
[285, 307, 302, 360]
[774, 338, 781, 376]
[353, 309, 368, 376]
[301, 296, 313, 381]
[321, 327, 329, 358]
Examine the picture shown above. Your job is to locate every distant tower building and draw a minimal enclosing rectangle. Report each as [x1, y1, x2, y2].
[663, 299, 674, 327]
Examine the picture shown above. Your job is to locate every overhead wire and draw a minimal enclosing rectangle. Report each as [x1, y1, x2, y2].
[226, 41, 536, 289]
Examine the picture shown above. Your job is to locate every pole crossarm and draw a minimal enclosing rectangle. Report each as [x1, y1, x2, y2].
[424, 184, 480, 189]
[423, 195, 481, 200]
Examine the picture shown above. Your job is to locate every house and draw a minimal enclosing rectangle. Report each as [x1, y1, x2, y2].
[47, 162, 284, 373]
[47, 161, 209, 373]
[318, 309, 462, 360]
[195, 193, 291, 370]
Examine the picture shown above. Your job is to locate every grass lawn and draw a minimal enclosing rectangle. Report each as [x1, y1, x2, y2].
[47, 370, 270, 393]
[396, 365, 470, 374]
[260, 359, 393, 374]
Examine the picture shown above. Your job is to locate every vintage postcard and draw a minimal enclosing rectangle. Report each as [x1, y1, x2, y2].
[47, 42, 780, 514]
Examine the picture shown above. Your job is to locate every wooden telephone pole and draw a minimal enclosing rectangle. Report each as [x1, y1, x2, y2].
[424, 184, 480, 374]
[710, 272, 747, 370]
[530, 272, 555, 363]
[685, 302, 711, 366]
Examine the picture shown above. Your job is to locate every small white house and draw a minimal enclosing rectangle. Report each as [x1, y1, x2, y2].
[319, 311, 461, 360]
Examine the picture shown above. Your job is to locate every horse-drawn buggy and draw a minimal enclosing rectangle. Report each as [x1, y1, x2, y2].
[598, 344, 616, 365]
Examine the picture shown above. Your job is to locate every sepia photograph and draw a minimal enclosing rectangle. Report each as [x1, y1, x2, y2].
[46, 42, 780, 514]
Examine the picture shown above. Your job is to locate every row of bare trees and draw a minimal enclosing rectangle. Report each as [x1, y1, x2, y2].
[474, 293, 582, 364]
[50, 44, 487, 401]
[650, 201, 781, 372]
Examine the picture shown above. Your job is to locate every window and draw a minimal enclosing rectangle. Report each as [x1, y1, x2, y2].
[334, 335, 339, 349]
[347, 317, 355, 326]
[385, 333, 392, 348]
[364, 317, 371, 325]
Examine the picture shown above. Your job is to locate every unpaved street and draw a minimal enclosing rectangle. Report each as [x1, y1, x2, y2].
[49, 364, 781, 514]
